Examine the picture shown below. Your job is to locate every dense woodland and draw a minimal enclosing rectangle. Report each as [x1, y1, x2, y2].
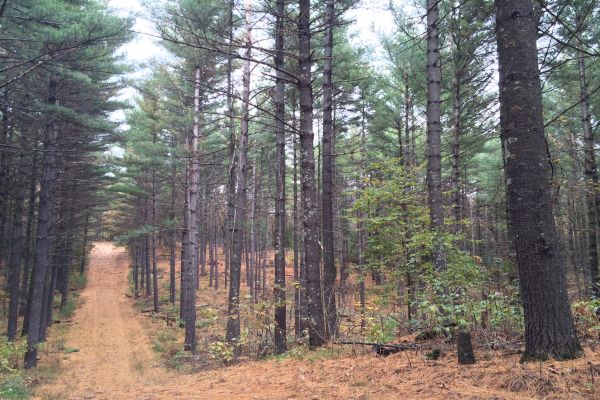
[1, 0, 600, 390]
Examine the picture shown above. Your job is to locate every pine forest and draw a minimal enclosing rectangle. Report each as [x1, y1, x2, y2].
[0, 0, 599, 398]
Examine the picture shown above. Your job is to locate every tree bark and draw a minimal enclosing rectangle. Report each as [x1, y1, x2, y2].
[226, 2, 251, 354]
[321, 0, 337, 340]
[183, 66, 201, 353]
[6, 130, 29, 340]
[426, 0, 447, 271]
[495, 0, 582, 360]
[273, 0, 287, 354]
[24, 79, 60, 369]
[298, 0, 325, 347]
[169, 145, 176, 304]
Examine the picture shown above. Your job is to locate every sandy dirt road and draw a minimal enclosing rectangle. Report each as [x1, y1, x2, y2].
[34, 242, 174, 399]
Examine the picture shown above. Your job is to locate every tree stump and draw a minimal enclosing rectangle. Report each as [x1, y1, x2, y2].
[457, 331, 476, 364]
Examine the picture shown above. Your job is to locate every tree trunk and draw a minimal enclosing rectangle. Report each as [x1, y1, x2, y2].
[321, 0, 337, 340]
[456, 331, 476, 365]
[298, 0, 325, 347]
[293, 120, 302, 337]
[495, 0, 582, 361]
[183, 66, 201, 353]
[20, 146, 38, 316]
[273, 0, 287, 354]
[6, 130, 29, 340]
[426, 0, 447, 271]
[450, 65, 463, 234]
[59, 236, 73, 310]
[226, 2, 251, 354]
[24, 79, 60, 369]
[225, 0, 236, 292]
[169, 148, 177, 304]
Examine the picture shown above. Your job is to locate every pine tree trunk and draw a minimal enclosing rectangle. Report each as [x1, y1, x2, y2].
[226, 3, 251, 353]
[273, 0, 287, 354]
[169, 149, 176, 304]
[298, 0, 325, 347]
[293, 124, 302, 337]
[225, 0, 236, 292]
[6, 130, 29, 341]
[79, 213, 89, 274]
[450, 66, 463, 234]
[20, 146, 38, 316]
[495, 0, 582, 360]
[24, 79, 60, 369]
[321, 0, 337, 340]
[183, 66, 201, 353]
[134, 240, 140, 298]
[426, 0, 447, 271]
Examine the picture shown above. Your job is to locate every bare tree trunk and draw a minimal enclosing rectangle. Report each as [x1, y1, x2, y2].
[6, 131, 29, 340]
[321, 0, 337, 340]
[24, 79, 60, 369]
[20, 145, 38, 316]
[250, 153, 258, 301]
[152, 132, 159, 313]
[293, 120, 302, 337]
[298, 0, 325, 347]
[134, 240, 140, 298]
[169, 146, 176, 304]
[426, 0, 447, 271]
[273, 0, 287, 354]
[226, 1, 251, 354]
[450, 65, 463, 234]
[183, 66, 202, 353]
[495, 0, 582, 360]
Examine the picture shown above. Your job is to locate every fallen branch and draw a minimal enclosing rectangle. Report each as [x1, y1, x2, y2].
[335, 340, 427, 356]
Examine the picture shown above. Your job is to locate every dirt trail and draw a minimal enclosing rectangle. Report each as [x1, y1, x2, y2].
[34, 242, 172, 399]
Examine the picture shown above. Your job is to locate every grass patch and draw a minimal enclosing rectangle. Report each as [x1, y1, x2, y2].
[63, 348, 79, 354]
[0, 375, 30, 400]
[270, 344, 344, 363]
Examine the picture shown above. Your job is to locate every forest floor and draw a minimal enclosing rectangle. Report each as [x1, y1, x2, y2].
[30, 242, 600, 400]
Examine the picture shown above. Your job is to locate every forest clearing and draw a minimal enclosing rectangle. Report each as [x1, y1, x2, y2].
[1, 0, 600, 398]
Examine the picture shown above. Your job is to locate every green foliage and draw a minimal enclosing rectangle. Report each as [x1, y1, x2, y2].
[367, 315, 400, 343]
[207, 341, 235, 364]
[0, 376, 29, 400]
[352, 160, 503, 334]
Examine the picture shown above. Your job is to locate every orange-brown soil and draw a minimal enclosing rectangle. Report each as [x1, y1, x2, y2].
[32, 243, 599, 399]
